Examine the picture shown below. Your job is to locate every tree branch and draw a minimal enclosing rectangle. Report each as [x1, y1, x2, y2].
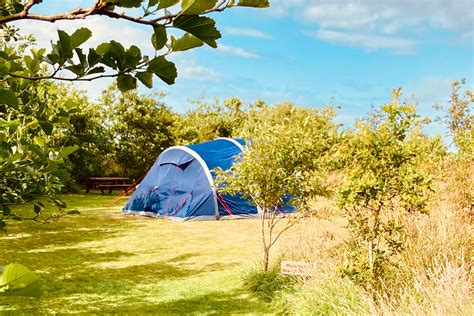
[23, 0, 41, 15]
[0, 1, 231, 27]
[269, 217, 300, 247]
[8, 73, 119, 82]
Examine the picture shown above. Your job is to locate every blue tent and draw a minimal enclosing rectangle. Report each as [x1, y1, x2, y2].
[123, 138, 259, 220]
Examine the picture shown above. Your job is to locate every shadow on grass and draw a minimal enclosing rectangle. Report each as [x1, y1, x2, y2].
[102, 289, 269, 314]
[0, 195, 270, 314]
[0, 255, 260, 314]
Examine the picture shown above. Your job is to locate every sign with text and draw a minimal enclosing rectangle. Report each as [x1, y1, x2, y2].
[280, 261, 316, 277]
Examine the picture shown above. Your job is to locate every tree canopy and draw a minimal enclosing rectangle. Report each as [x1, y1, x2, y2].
[1, 0, 269, 91]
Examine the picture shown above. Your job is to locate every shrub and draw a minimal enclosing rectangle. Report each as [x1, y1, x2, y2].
[338, 89, 435, 289]
[243, 262, 297, 302]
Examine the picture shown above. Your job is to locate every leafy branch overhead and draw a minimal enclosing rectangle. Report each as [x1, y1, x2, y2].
[0, 0, 269, 92]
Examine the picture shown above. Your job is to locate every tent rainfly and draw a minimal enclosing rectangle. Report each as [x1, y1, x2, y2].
[123, 138, 276, 220]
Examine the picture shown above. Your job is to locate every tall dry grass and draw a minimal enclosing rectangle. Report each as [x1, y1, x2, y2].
[372, 156, 473, 314]
[372, 207, 472, 314]
[273, 156, 473, 315]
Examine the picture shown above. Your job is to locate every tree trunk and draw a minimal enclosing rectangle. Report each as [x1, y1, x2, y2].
[368, 239, 373, 273]
[263, 246, 270, 272]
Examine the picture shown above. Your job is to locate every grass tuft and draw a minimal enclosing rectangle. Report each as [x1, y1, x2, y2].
[274, 272, 371, 315]
[242, 261, 297, 302]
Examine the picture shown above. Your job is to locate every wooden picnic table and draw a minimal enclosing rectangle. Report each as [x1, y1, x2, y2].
[85, 177, 130, 193]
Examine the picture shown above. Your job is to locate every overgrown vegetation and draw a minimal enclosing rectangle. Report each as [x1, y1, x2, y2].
[269, 83, 473, 315]
[338, 89, 436, 289]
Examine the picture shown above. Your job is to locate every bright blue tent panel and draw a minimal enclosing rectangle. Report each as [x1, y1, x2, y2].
[188, 138, 243, 172]
[123, 148, 215, 219]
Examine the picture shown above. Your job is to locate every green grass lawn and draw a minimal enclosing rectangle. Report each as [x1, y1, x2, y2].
[0, 194, 273, 314]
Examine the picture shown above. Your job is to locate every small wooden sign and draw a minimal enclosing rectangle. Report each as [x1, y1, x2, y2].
[281, 260, 316, 277]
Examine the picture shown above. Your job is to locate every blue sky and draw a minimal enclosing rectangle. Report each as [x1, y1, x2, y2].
[19, 1, 474, 135]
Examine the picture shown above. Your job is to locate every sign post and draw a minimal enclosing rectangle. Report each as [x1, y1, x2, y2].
[280, 261, 316, 277]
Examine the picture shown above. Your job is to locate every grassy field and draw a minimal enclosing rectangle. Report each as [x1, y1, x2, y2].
[4, 192, 466, 315]
[0, 194, 277, 314]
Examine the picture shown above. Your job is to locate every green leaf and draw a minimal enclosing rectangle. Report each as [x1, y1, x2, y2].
[96, 41, 125, 70]
[51, 197, 67, 208]
[86, 66, 105, 75]
[157, 0, 179, 9]
[136, 71, 153, 88]
[96, 43, 111, 55]
[38, 121, 53, 135]
[57, 30, 71, 53]
[75, 48, 88, 67]
[51, 168, 70, 182]
[125, 45, 142, 68]
[58, 145, 79, 159]
[8, 121, 19, 134]
[237, 0, 269, 7]
[44, 53, 60, 65]
[24, 55, 39, 73]
[173, 15, 221, 48]
[66, 210, 81, 215]
[117, 74, 137, 92]
[70, 27, 92, 50]
[151, 26, 167, 51]
[108, 41, 126, 57]
[0, 89, 19, 109]
[65, 65, 85, 77]
[171, 33, 204, 52]
[87, 48, 101, 66]
[182, 0, 216, 14]
[0, 263, 42, 298]
[147, 56, 177, 85]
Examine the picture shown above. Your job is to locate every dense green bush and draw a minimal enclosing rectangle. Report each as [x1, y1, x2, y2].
[1, 35, 79, 227]
[99, 84, 177, 180]
[173, 97, 261, 144]
[52, 85, 113, 187]
[338, 89, 436, 289]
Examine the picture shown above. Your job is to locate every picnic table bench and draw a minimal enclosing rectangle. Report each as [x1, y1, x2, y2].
[85, 177, 133, 194]
[97, 183, 135, 194]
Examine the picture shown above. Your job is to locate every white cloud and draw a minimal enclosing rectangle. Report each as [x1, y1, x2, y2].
[178, 63, 220, 82]
[404, 76, 454, 108]
[267, 0, 306, 17]
[224, 27, 272, 39]
[170, 54, 221, 83]
[273, 0, 473, 34]
[303, 3, 386, 30]
[270, 0, 473, 53]
[216, 44, 260, 58]
[310, 29, 416, 54]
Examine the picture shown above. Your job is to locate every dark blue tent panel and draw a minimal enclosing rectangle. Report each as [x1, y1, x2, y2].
[123, 138, 263, 220]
